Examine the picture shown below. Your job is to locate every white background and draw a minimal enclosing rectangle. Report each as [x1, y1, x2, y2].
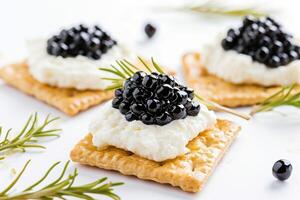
[0, 0, 300, 199]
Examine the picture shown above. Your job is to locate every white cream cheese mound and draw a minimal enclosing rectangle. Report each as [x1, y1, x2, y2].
[202, 34, 300, 86]
[90, 101, 216, 162]
[27, 39, 133, 90]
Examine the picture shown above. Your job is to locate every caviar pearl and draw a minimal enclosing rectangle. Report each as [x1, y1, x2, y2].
[272, 159, 293, 181]
[112, 97, 123, 109]
[47, 24, 117, 60]
[125, 112, 137, 122]
[156, 112, 172, 126]
[144, 23, 157, 38]
[111, 71, 201, 125]
[222, 16, 300, 68]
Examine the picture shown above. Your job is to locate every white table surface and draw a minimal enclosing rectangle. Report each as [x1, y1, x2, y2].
[1, 0, 300, 199]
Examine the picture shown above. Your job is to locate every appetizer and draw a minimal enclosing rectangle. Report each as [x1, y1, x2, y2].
[0, 24, 132, 115]
[182, 16, 300, 107]
[71, 59, 241, 192]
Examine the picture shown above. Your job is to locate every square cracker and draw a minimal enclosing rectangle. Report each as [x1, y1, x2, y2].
[182, 53, 300, 107]
[0, 62, 113, 116]
[70, 119, 240, 192]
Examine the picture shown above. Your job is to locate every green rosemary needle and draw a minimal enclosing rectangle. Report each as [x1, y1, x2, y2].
[178, 1, 268, 17]
[99, 57, 250, 120]
[0, 113, 61, 158]
[0, 160, 123, 200]
[251, 84, 300, 115]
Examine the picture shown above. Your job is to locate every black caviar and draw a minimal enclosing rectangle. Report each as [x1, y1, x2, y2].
[144, 23, 156, 38]
[221, 16, 300, 68]
[112, 71, 200, 126]
[47, 24, 117, 60]
[272, 159, 293, 181]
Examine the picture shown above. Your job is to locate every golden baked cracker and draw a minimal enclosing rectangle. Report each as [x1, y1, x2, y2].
[0, 62, 113, 116]
[182, 53, 300, 107]
[70, 119, 240, 192]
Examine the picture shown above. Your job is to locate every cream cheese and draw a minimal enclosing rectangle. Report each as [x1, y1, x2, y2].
[27, 39, 133, 90]
[202, 34, 300, 86]
[90, 101, 216, 162]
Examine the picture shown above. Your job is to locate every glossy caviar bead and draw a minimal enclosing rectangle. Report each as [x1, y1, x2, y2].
[141, 113, 155, 125]
[124, 78, 133, 89]
[125, 111, 137, 122]
[185, 87, 194, 99]
[176, 91, 188, 105]
[144, 23, 156, 38]
[187, 102, 201, 116]
[156, 112, 172, 126]
[185, 98, 193, 109]
[227, 28, 240, 39]
[221, 37, 235, 50]
[157, 84, 173, 99]
[222, 16, 300, 68]
[255, 46, 269, 62]
[147, 99, 161, 113]
[123, 87, 134, 101]
[130, 103, 144, 115]
[279, 53, 289, 65]
[142, 74, 158, 89]
[119, 102, 130, 114]
[259, 36, 271, 46]
[47, 24, 117, 60]
[243, 15, 256, 26]
[112, 97, 123, 109]
[268, 56, 281, 68]
[272, 159, 292, 181]
[132, 71, 147, 83]
[111, 71, 201, 125]
[115, 88, 123, 98]
[171, 104, 187, 119]
[160, 75, 174, 85]
[273, 40, 283, 53]
[132, 87, 146, 102]
[289, 50, 299, 60]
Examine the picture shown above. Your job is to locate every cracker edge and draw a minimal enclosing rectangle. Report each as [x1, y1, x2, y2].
[70, 119, 240, 192]
[0, 62, 113, 116]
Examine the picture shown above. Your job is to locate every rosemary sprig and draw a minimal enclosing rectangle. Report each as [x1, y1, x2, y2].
[0, 160, 123, 200]
[195, 94, 250, 120]
[179, 1, 268, 17]
[0, 113, 61, 159]
[251, 84, 300, 115]
[100, 57, 250, 120]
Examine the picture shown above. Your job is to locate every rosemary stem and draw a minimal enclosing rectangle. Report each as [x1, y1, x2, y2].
[195, 94, 250, 120]
[208, 100, 251, 120]
[0, 137, 29, 152]
[0, 160, 122, 200]
[250, 84, 300, 115]
[0, 160, 31, 196]
[0, 114, 61, 158]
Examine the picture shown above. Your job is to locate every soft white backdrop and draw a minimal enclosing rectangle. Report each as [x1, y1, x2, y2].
[0, 0, 300, 199]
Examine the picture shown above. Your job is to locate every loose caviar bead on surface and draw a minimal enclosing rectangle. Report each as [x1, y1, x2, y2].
[144, 23, 157, 38]
[47, 24, 117, 60]
[221, 16, 300, 68]
[111, 72, 201, 126]
[272, 159, 293, 181]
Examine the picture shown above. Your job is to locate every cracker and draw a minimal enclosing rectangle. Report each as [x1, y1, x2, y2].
[0, 62, 113, 115]
[70, 119, 240, 192]
[182, 53, 300, 107]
